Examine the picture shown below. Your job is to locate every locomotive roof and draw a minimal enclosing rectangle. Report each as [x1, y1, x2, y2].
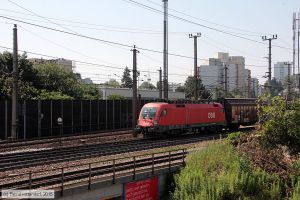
[143, 102, 223, 106]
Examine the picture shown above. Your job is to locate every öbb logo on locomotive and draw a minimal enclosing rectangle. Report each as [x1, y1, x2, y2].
[208, 112, 216, 119]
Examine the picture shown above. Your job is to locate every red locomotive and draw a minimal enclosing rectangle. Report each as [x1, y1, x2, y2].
[136, 102, 226, 135]
[136, 98, 258, 136]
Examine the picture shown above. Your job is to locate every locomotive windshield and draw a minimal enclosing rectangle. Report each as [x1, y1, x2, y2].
[141, 107, 157, 119]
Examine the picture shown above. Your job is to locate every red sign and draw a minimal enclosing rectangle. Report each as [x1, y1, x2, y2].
[124, 177, 158, 200]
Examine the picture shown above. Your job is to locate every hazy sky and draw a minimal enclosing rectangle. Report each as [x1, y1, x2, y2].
[0, 0, 299, 85]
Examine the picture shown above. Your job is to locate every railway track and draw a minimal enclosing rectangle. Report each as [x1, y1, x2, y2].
[0, 129, 133, 150]
[0, 133, 221, 172]
[1, 150, 186, 190]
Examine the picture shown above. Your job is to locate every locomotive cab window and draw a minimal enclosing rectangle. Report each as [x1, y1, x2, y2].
[141, 107, 157, 119]
[160, 109, 167, 117]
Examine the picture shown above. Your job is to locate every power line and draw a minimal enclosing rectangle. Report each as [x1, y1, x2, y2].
[0, 15, 133, 48]
[0, 8, 168, 33]
[1, 12, 287, 63]
[0, 44, 267, 81]
[0, 15, 211, 61]
[0, 44, 164, 75]
[0, 13, 167, 35]
[7, 0, 78, 34]
[19, 25, 126, 67]
[144, 0, 271, 37]
[124, 0, 292, 51]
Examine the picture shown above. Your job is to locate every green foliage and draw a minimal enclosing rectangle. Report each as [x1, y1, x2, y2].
[293, 158, 300, 174]
[37, 90, 73, 100]
[172, 142, 283, 200]
[264, 78, 283, 97]
[34, 63, 78, 96]
[291, 180, 300, 200]
[121, 66, 132, 88]
[229, 88, 244, 98]
[258, 96, 300, 152]
[0, 51, 101, 100]
[107, 94, 125, 100]
[34, 63, 101, 100]
[139, 81, 156, 90]
[227, 131, 243, 144]
[0, 51, 38, 99]
[79, 84, 101, 100]
[104, 78, 120, 88]
[184, 76, 210, 100]
[175, 85, 185, 92]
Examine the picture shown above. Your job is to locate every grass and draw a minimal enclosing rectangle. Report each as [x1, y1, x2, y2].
[171, 141, 283, 200]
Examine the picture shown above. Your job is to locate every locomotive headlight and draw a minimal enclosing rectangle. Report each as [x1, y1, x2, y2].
[153, 120, 158, 126]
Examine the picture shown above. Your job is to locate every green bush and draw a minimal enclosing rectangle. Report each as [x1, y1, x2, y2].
[227, 131, 243, 144]
[172, 142, 283, 200]
[258, 96, 300, 152]
[107, 94, 126, 100]
[291, 180, 300, 200]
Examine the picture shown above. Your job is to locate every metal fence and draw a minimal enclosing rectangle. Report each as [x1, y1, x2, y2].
[0, 148, 186, 195]
[0, 99, 154, 140]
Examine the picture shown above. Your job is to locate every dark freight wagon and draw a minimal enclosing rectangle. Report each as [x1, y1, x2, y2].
[222, 98, 258, 129]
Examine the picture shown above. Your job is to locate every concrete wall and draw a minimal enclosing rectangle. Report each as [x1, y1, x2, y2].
[56, 168, 179, 200]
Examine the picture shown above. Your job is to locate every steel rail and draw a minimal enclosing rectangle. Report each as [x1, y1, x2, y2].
[0, 134, 217, 171]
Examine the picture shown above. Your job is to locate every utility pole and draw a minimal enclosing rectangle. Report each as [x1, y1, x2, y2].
[131, 45, 139, 129]
[189, 32, 201, 100]
[248, 74, 251, 98]
[158, 68, 162, 99]
[252, 79, 255, 97]
[224, 63, 228, 97]
[297, 13, 300, 74]
[284, 62, 291, 101]
[162, 0, 168, 100]
[293, 13, 296, 76]
[262, 34, 277, 94]
[11, 24, 18, 140]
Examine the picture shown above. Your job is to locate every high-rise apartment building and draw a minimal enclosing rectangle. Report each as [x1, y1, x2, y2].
[199, 53, 250, 96]
[274, 62, 289, 83]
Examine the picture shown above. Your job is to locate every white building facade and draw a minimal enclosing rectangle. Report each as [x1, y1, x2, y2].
[274, 62, 289, 83]
[199, 52, 251, 97]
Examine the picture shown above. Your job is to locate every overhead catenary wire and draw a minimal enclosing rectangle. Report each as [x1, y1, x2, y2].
[0, 45, 165, 76]
[7, 0, 79, 34]
[0, 15, 212, 61]
[144, 0, 272, 37]
[0, 44, 270, 81]
[0, 12, 285, 63]
[123, 0, 292, 51]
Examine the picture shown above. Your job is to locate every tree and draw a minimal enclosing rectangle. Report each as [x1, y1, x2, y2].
[175, 85, 185, 92]
[0, 51, 38, 99]
[139, 81, 156, 90]
[258, 96, 300, 152]
[264, 78, 283, 97]
[0, 51, 101, 100]
[79, 84, 101, 100]
[184, 76, 210, 100]
[104, 78, 120, 88]
[34, 63, 101, 100]
[212, 85, 226, 99]
[229, 88, 244, 98]
[37, 90, 73, 100]
[121, 66, 132, 88]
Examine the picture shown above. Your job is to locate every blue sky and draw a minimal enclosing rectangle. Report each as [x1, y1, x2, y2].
[0, 0, 299, 85]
